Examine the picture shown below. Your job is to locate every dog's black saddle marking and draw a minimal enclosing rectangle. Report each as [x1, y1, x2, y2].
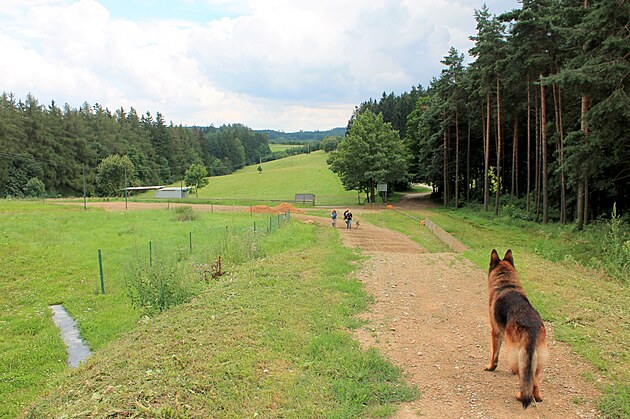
[494, 290, 542, 330]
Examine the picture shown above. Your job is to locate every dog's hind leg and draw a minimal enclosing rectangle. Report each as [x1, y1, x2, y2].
[508, 342, 519, 375]
[485, 328, 503, 371]
[533, 345, 547, 402]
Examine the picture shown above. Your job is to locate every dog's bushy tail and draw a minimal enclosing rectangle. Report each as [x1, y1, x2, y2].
[518, 333, 538, 409]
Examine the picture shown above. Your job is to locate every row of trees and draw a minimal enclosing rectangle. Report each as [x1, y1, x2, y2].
[345, 0, 628, 226]
[0, 93, 272, 197]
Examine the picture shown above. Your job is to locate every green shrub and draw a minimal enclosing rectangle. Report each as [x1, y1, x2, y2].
[211, 226, 263, 266]
[601, 204, 630, 283]
[173, 206, 199, 221]
[125, 256, 201, 316]
[24, 177, 46, 197]
[501, 196, 536, 221]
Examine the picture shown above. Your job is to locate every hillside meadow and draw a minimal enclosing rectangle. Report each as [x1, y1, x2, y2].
[139, 150, 361, 206]
[268, 143, 303, 152]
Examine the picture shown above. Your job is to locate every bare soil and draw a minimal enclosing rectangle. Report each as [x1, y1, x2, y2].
[69, 199, 602, 417]
[60, 201, 248, 213]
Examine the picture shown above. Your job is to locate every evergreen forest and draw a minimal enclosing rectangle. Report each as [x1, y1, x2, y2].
[0, 96, 329, 198]
[349, 0, 628, 226]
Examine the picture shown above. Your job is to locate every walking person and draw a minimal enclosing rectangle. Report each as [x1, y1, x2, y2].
[331, 209, 337, 227]
[343, 209, 349, 228]
[346, 210, 353, 229]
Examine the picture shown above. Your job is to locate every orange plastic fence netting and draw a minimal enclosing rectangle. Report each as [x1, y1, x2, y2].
[246, 202, 304, 214]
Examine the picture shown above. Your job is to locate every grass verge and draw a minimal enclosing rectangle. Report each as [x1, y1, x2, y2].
[361, 209, 451, 253]
[26, 221, 418, 417]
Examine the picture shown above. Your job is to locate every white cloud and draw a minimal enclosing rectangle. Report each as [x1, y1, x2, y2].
[0, 0, 519, 131]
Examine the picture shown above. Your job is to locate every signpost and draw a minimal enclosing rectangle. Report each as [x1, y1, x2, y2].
[377, 183, 388, 203]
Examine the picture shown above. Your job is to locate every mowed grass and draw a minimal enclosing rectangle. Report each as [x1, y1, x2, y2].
[0, 201, 276, 417]
[26, 219, 418, 417]
[268, 143, 303, 152]
[376, 204, 629, 417]
[192, 151, 360, 206]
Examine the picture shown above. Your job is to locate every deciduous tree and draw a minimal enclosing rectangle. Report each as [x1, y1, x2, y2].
[328, 110, 408, 202]
[96, 155, 135, 197]
[184, 163, 209, 198]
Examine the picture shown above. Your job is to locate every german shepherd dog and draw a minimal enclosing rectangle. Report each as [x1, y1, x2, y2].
[485, 249, 548, 408]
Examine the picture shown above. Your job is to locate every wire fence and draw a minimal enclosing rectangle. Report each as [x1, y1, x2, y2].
[94, 210, 292, 314]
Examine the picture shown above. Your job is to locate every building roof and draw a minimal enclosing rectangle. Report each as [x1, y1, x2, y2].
[125, 186, 164, 191]
[159, 187, 192, 191]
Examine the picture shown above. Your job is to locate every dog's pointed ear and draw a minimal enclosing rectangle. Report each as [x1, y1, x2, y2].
[490, 249, 500, 270]
[503, 249, 515, 267]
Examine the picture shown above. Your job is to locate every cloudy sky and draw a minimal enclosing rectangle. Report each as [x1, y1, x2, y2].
[1, 0, 519, 131]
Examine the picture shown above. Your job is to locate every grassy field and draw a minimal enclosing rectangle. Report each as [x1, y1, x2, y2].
[195, 151, 359, 205]
[368, 205, 629, 417]
[0, 201, 285, 417]
[268, 143, 303, 152]
[5, 204, 417, 417]
[145, 151, 362, 206]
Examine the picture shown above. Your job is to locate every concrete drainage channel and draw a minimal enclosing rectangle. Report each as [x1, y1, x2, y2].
[49, 305, 92, 367]
[390, 207, 468, 253]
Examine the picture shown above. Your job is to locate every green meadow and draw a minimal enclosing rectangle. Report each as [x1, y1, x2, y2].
[164, 150, 360, 206]
[268, 143, 303, 152]
[0, 202, 284, 416]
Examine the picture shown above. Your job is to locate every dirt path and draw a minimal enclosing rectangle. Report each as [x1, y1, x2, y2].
[60, 201, 250, 213]
[300, 202, 601, 418]
[394, 188, 439, 210]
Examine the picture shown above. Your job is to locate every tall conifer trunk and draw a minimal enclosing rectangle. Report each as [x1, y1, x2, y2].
[577, 0, 589, 229]
[556, 85, 567, 224]
[534, 90, 542, 221]
[455, 105, 460, 209]
[484, 94, 491, 211]
[443, 119, 448, 208]
[512, 114, 518, 197]
[584, 179, 589, 225]
[527, 79, 532, 213]
[466, 117, 471, 202]
[481, 106, 486, 204]
[579, 94, 590, 228]
[540, 75, 549, 224]
[495, 76, 502, 215]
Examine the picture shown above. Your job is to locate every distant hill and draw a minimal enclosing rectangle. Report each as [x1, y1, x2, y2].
[257, 127, 346, 143]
